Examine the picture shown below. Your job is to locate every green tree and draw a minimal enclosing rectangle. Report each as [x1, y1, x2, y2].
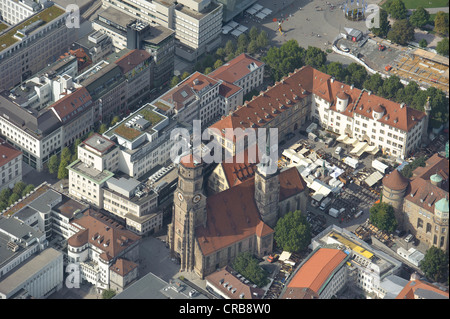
[369, 202, 398, 233]
[247, 40, 258, 55]
[204, 67, 213, 74]
[400, 156, 427, 178]
[61, 147, 72, 163]
[325, 62, 345, 81]
[181, 71, 190, 80]
[21, 184, 35, 198]
[256, 30, 269, 48]
[110, 116, 120, 127]
[213, 59, 223, 70]
[396, 80, 420, 106]
[344, 63, 368, 88]
[434, 11, 449, 36]
[274, 210, 311, 252]
[419, 38, 428, 48]
[363, 73, 384, 93]
[102, 289, 116, 299]
[8, 193, 20, 206]
[262, 39, 305, 81]
[387, 19, 415, 45]
[409, 7, 430, 29]
[249, 25, 259, 41]
[420, 246, 449, 283]
[237, 33, 248, 49]
[225, 40, 235, 56]
[427, 87, 449, 128]
[370, 9, 390, 37]
[0, 187, 12, 204]
[387, 0, 407, 20]
[304, 46, 327, 69]
[226, 52, 235, 61]
[378, 75, 404, 99]
[48, 154, 60, 175]
[436, 38, 449, 56]
[98, 123, 108, 134]
[202, 54, 215, 70]
[72, 138, 82, 154]
[232, 252, 269, 288]
[170, 75, 180, 88]
[216, 47, 225, 59]
[235, 45, 246, 56]
[12, 181, 26, 196]
[410, 89, 429, 110]
[57, 159, 69, 180]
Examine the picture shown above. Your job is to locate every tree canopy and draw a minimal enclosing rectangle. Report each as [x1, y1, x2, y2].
[387, 0, 408, 20]
[420, 246, 449, 283]
[232, 252, 269, 288]
[369, 202, 398, 233]
[388, 19, 415, 45]
[436, 38, 449, 56]
[434, 11, 449, 36]
[262, 40, 305, 82]
[274, 210, 311, 252]
[370, 9, 390, 37]
[409, 7, 430, 29]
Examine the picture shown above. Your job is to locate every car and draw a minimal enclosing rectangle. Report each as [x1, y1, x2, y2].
[404, 234, 414, 243]
[340, 45, 349, 52]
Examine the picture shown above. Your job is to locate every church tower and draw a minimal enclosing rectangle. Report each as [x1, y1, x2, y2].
[168, 154, 206, 272]
[254, 139, 280, 228]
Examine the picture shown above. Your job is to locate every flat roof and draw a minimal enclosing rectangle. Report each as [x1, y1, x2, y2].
[67, 160, 114, 184]
[82, 133, 116, 154]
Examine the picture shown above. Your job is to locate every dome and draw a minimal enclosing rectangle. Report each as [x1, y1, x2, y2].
[430, 173, 443, 183]
[382, 169, 409, 191]
[435, 197, 449, 213]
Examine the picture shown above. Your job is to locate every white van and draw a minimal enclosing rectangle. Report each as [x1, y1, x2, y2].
[335, 146, 342, 155]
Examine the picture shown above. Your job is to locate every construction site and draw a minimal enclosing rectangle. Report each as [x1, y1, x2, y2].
[389, 48, 449, 95]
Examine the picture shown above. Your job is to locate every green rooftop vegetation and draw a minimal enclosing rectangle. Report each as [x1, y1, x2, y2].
[0, 23, 8, 33]
[153, 101, 171, 112]
[0, 5, 65, 52]
[140, 108, 164, 125]
[114, 124, 143, 141]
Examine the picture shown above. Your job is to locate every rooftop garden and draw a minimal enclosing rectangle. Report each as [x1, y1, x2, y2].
[140, 107, 164, 125]
[113, 124, 143, 141]
[0, 23, 8, 33]
[153, 100, 171, 112]
[0, 5, 65, 52]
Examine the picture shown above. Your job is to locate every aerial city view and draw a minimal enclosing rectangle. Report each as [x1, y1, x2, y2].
[0, 0, 449, 306]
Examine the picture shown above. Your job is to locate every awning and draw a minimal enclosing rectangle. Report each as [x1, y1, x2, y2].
[231, 29, 243, 37]
[236, 25, 248, 33]
[337, 134, 349, 143]
[279, 251, 292, 262]
[261, 8, 272, 15]
[251, 3, 263, 11]
[226, 21, 239, 29]
[364, 170, 384, 187]
[255, 12, 267, 20]
[246, 8, 258, 15]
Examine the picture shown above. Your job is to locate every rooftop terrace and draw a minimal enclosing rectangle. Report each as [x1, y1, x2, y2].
[0, 5, 65, 53]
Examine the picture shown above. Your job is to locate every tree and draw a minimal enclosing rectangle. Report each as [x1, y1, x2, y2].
[232, 252, 269, 288]
[110, 116, 120, 127]
[344, 63, 368, 88]
[370, 9, 390, 37]
[237, 33, 248, 49]
[262, 39, 305, 81]
[409, 7, 430, 29]
[225, 40, 235, 56]
[420, 247, 449, 283]
[247, 40, 258, 55]
[181, 71, 190, 80]
[387, 0, 407, 20]
[427, 87, 449, 128]
[235, 45, 246, 56]
[226, 52, 235, 61]
[436, 38, 449, 56]
[48, 154, 60, 175]
[102, 289, 116, 299]
[434, 11, 449, 36]
[369, 202, 398, 233]
[21, 184, 35, 198]
[98, 123, 108, 134]
[249, 25, 259, 41]
[303, 46, 327, 69]
[170, 75, 180, 88]
[13, 181, 26, 196]
[400, 156, 427, 178]
[61, 147, 72, 163]
[213, 59, 223, 70]
[8, 193, 20, 206]
[396, 80, 420, 106]
[363, 73, 384, 94]
[387, 19, 415, 45]
[0, 187, 12, 204]
[57, 159, 69, 180]
[419, 38, 428, 48]
[256, 30, 269, 48]
[325, 62, 345, 81]
[216, 47, 225, 59]
[274, 210, 311, 252]
[378, 75, 404, 100]
[204, 67, 213, 74]
[72, 138, 82, 154]
[202, 54, 215, 70]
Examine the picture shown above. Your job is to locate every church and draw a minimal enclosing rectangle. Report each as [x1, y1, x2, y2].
[167, 149, 308, 279]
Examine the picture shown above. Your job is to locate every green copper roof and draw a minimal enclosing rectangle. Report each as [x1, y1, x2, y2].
[430, 173, 443, 183]
[435, 197, 449, 213]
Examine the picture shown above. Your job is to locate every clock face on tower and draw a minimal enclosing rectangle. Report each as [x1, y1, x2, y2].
[178, 192, 184, 201]
[193, 194, 201, 203]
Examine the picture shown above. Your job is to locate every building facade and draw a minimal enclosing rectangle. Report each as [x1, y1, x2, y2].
[0, 138, 22, 191]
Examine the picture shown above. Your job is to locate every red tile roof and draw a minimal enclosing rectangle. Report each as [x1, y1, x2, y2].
[209, 53, 264, 84]
[68, 210, 140, 258]
[115, 49, 151, 74]
[382, 169, 410, 191]
[412, 153, 449, 182]
[50, 87, 92, 123]
[396, 279, 449, 299]
[285, 248, 347, 296]
[110, 258, 138, 276]
[210, 65, 426, 135]
[0, 138, 22, 167]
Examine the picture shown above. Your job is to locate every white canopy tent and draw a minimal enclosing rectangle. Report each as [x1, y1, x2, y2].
[222, 25, 233, 34]
[231, 29, 243, 37]
[251, 3, 263, 11]
[226, 21, 239, 29]
[364, 170, 384, 187]
[261, 8, 272, 15]
[236, 24, 248, 33]
[245, 7, 258, 15]
[255, 12, 267, 20]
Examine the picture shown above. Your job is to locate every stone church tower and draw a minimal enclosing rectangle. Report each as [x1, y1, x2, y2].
[254, 151, 280, 229]
[168, 155, 207, 272]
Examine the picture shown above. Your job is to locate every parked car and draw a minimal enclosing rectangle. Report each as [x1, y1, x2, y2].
[404, 234, 414, 243]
